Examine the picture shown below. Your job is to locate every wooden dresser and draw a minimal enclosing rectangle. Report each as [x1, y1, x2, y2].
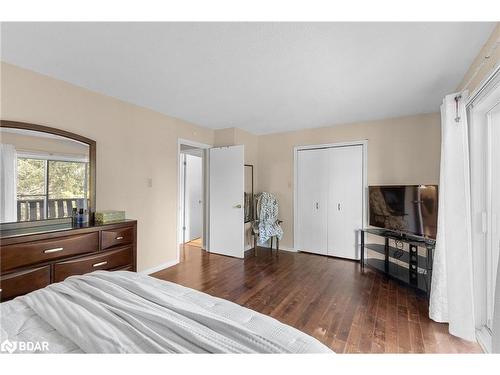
[0, 220, 137, 302]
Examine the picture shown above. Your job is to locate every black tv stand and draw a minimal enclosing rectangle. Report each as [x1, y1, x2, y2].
[360, 228, 435, 298]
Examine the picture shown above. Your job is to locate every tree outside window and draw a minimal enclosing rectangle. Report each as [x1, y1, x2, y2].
[17, 157, 89, 221]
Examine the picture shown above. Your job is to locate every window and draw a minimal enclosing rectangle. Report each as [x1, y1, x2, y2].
[16, 157, 89, 221]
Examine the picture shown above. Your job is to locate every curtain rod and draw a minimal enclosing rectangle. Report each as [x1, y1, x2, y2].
[461, 37, 500, 94]
[465, 63, 500, 108]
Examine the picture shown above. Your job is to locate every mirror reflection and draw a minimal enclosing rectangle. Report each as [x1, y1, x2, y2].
[0, 127, 90, 223]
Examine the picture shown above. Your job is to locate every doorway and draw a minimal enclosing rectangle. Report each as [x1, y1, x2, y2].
[177, 141, 246, 261]
[177, 139, 210, 258]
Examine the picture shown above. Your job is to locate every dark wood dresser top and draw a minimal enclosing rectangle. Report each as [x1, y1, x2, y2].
[1, 219, 137, 241]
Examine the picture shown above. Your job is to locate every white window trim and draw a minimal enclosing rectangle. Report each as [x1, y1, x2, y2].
[16, 150, 89, 163]
[467, 65, 500, 353]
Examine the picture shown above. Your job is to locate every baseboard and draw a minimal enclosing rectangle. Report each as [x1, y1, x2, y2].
[140, 259, 179, 275]
[259, 245, 297, 252]
[246, 245, 297, 254]
[278, 246, 297, 252]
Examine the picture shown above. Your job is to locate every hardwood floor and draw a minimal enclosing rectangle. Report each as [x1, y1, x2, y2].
[184, 238, 202, 248]
[151, 245, 482, 353]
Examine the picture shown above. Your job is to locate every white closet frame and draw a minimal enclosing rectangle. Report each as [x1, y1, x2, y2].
[293, 140, 368, 252]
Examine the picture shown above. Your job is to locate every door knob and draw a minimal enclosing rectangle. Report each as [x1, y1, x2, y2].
[233, 204, 242, 208]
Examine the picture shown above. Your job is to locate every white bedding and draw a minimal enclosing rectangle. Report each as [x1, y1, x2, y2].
[0, 271, 332, 354]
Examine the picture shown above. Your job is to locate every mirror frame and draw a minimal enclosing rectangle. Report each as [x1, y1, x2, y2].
[244, 164, 254, 223]
[0, 120, 97, 224]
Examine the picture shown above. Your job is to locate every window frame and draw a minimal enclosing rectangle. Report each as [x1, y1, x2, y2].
[467, 65, 500, 353]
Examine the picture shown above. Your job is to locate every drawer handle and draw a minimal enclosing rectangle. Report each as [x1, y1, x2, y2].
[92, 261, 108, 268]
[115, 236, 124, 240]
[44, 247, 64, 254]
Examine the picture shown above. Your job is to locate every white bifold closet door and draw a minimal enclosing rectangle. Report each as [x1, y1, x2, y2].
[327, 145, 363, 259]
[297, 148, 329, 255]
[297, 145, 363, 259]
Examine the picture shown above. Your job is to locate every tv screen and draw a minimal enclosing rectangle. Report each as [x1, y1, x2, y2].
[369, 185, 438, 239]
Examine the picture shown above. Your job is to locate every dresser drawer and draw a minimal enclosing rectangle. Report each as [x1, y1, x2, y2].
[1, 232, 99, 272]
[53, 246, 133, 282]
[101, 226, 134, 250]
[0, 266, 51, 301]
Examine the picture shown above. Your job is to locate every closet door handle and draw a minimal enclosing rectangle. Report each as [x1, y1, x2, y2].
[315, 202, 319, 210]
[338, 203, 341, 211]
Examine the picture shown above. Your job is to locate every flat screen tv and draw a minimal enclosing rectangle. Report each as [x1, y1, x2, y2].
[368, 185, 438, 239]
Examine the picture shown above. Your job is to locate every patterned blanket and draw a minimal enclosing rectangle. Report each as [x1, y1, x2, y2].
[256, 192, 283, 246]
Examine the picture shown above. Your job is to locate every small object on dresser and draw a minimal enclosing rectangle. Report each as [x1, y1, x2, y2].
[95, 210, 126, 224]
[83, 209, 89, 224]
[72, 207, 78, 225]
[78, 208, 85, 224]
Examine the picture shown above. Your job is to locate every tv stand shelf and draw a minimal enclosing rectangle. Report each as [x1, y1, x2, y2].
[360, 228, 435, 298]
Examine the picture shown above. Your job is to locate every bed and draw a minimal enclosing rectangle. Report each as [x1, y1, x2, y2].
[0, 271, 333, 353]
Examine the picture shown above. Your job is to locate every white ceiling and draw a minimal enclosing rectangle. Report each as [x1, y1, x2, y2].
[0, 22, 495, 134]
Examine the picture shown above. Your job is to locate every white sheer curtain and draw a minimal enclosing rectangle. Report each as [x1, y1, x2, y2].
[495, 249, 500, 353]
[0, 143, 17, 223]
[429, 92, 476, 341]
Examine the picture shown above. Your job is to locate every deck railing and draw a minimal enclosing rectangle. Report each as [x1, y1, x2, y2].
[17, 198, 86, 222]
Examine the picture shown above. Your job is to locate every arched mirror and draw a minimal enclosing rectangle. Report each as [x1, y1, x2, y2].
[0, 120, 96, 225]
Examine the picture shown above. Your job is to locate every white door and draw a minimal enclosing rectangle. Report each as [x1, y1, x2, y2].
[179, 154, 186, 245]
[209, 145, 244, 258]
[328, 145, 363, 259]
[185, 154, 203, 241]
[487, 104, 500, 329]
[297, 148, 329, 255]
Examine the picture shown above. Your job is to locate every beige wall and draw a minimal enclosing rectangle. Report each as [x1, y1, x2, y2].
[256, 113, 441, 249]
[458, 22, 500, 93]
[214, 127, 259, 167]
[0, 62, 214, 272]
[213, 128, 236, 148]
